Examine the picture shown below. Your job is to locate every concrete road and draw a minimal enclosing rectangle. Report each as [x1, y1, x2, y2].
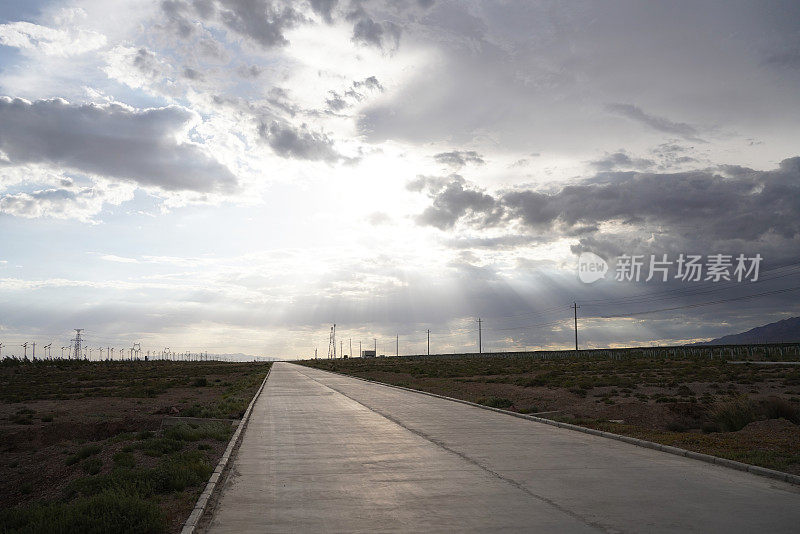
[205, 362, 800, 533]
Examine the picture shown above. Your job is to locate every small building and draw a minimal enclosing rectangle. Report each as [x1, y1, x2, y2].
[361, 349, 376, 358]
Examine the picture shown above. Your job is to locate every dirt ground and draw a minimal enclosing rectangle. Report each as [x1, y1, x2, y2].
[0, 360, 270, 533]
[300, 355, 800, 475]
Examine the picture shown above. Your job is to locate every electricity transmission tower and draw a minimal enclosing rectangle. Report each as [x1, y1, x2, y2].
[327, 324, 336, 359]
[72, 329, 83, 360]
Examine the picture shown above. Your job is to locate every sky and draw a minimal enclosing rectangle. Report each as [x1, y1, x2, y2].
[1, 0, 799, 359]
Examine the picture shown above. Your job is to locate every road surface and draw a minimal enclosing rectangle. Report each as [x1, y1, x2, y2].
[205, 362, 800, 533]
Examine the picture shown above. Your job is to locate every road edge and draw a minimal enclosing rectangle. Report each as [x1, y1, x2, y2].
[293, 363, 800, 486]
[180, 365, 272, 534]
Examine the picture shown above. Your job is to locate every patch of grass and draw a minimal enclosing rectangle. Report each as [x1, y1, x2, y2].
[81, 457, 102, 475]
[137, 438, 184, 457]
[477, 397, 513, 409]
[10, 413, 34, 425]
[192, 377, 208, 387]
[112, 452, 136, 469]
[65, 444, 102, 466]
[712, 396, 757, 432]
[0, 489, 165, 534]
[163, 422, 232, 442]
[67, 451, 213, 499]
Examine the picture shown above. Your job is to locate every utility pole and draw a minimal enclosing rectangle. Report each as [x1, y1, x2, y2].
[72, 329, 83, 360]
[427, 329, 430, 356]
[349, 338, 352, 359]
[314, 347, 317, 359]
[374, 338, 377, 356]
[22, 342, 28, 359]
[0, 342, 4, 359]
[340, 340, 343, 358]
[44, 343, 52, 359]
[396, 334, 398, 357]
[477, 318, 482, 354]
[359, 340, 362, 358]
[572, 301, 580, 351]
[32, 342, 36, 360]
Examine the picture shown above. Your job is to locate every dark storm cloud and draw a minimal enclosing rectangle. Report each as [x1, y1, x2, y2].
[161, 0, 305, 48]
[325, 92, 348, 112]
[237, 64, 263, 78]
[414, 175, 501, 230]
[433, 150, 485, 169]
[353, 75, 383, 91]
[606, 104, 704, 143]
[346, 2, 401, 50]
[258, 120, 343, 161]
[309, 0, 338, 23]
[412, 157, 800, 259]
[0, 97, 238, 193]
[351, 17, 400, 49]
[182, 67, 204, 80]
[133, 47, 161, 76]
[326, 76, 384, 112]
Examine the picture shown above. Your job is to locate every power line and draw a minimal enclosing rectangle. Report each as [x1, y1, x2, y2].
[600, 285, 800, 319]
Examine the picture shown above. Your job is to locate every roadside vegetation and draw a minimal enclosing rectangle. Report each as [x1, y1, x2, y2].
[0, 359, 271, 533]
[299, 354, 800, 475]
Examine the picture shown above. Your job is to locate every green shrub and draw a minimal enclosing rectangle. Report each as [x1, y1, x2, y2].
[192, 377, 208, 387]
[113, 452, 136, 469]
[65, 444, 102, 466]
[11, 414, 34, 425]
[478, 397, 513, 409]
[712, 396, 756, 432]
[82, 457, 102, 475]
[67, 451, 212, 499]
[761, 397, 800, 424]
[163, 422, 232, 442]
[0, 489, 165, 534]
[137, 438, 184, 457]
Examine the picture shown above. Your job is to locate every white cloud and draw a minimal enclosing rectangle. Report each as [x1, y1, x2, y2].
[0, 21, 106, 56]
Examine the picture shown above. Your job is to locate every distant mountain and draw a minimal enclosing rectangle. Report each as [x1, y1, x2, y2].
[699, 316, 800, 345]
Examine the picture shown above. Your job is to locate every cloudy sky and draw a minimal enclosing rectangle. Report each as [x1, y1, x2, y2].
[1, 0, 799, 359]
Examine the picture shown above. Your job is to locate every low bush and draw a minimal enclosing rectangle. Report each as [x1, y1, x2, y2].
[112, 452, 136, 469]
[478, 397, 513, 409]
[65, 444, 102, 466]
[712, 396, 756, 432]
[81, 457, 102, 475]
[0, 489, 165, 534]
[137, 438, 184, 457]
[163, 422, 232, 442]
[760, 397, 800, 424]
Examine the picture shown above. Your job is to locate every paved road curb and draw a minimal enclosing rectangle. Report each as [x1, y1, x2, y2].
[180, 366, 272, 534]
[297, 364, 800, 486]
